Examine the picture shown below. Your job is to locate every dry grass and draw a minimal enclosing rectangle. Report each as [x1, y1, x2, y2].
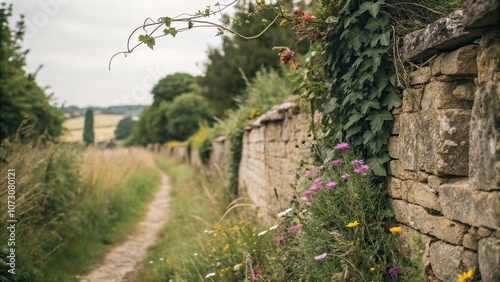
[63, 114, 124, 142]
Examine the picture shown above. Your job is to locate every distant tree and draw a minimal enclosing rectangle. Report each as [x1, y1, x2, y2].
[0, 3, 64, 141]
[151, 73, 198, 105]
[83, 109, 94, 145]
[114, 116, 136, 140]
[166, 93, 212, 141]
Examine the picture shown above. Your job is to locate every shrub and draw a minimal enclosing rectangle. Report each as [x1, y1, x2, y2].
[166, 93, 212, 141]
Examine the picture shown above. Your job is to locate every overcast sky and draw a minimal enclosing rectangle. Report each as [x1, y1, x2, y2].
[8, 0, 231, 107]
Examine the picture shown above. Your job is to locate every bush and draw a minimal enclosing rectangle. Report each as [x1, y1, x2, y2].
[166, 93, 212, 141]
[114, 116, 136, 140]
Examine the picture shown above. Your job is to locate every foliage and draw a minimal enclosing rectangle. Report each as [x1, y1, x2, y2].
[166, 93, 213, 141]
[264, 141, 410, 281]
[0, 140, 159, 281]
[83, 109, 95, 145]
[0, 3, 64, 142]
[114, 116, 136, 140]
[151, 73, 198, 106]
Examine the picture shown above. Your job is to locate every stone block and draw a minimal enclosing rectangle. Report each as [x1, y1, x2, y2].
[389, 199, 468, 244]
[387, 176, 403, 199]
[410, 67, 432, 85]
[430, 54, 445, 76]
[403, 28, 434, 61]
[440, 180, 500, 229]
[401, 181, 441, 211]
[469, 33, 500, 191]
[440, 45, 480, 76]
[422, 81, 471, 110]
[399, 113, 419, 170]
[453, 82, 476, 100]
[388, 136, 400, 159]
[265, 123, 282, 142]
[388, 160, 416, 180]
[394, 224, 433, 267]
[391, 114, 401, 135]
[417, 171, 430, 182]
[463, 233, 479, 250]
[429, 241, 478, 282]
[402, 88, 423, 113]
[478, 237, 500, 282]
[266, 142, 286, 158]
[477, 227, 494, 238]
[427, 175, 447, 192]
[248, 127, 265, 143]
[463, 0, 500, 28]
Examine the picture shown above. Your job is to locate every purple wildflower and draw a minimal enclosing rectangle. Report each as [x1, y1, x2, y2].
[301, 196, 308, 202]
[341, 174, 350, 179]
[388, 266, 401, 277]
[305, 170, 314, 177]
[276, 236, 284, 244]
[289, 50, 295, 57]
[326, 181, 337, 189]
[354, 165, 370, 173]
[304, 189, 313, 197]
[253, 269, 260, 276]
[350, 159, 364, 166]
[334, 142, 349, 151]
[332, 159, 342, 165]
[317, 165, 324, 171]
[314, 253, 327, 261]
[287, 225, 300, 232]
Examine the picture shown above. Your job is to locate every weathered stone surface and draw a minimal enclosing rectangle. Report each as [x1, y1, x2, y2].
[265, 123, 282, 142]
[388, 136, 400, 159]
[422, 81, 472, 110]
[430, 54, 445, 76]
[389, 199, 468, 244]
[418, 171, 430, 182]
[428, 175, 447, 192]
[429, 241, 478, 282]
[453, 82, 476, 100]
[469, 30, 500, 191]
[463, 232, 480, 250]
[260, 109, 285, 124]
[248, 126, 265, 142]
[440, 180, 500, 229]
[400, 110, 470, 176]
[410, 67, 432, 85]
[478, 237, 500, 282]
[388, 160, 415, 180]
[402, 88, 423, 113]
[477, 227, 494, 237]
[392, 114, 401, 135]
[403, 28, 434, 61]
[394, 224, 433, 267]
[401, 181, 441, 211]
[463, 0, 500, 28]
[440, 45, 480, 75]
[387, 176, 403, 199]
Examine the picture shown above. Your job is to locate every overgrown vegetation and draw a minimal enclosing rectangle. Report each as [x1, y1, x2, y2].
[0, 139, 160, 281]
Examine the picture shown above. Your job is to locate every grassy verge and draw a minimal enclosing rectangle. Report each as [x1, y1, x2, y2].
[0, 141, 160, 281]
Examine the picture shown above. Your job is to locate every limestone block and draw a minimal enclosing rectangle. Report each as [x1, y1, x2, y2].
[422, 81, 471, 110]
[463, 233, 479, 250]
[463, 0, 500, 28]
[391, 114, 401, 135]
[430, 54, 445, 76]
[402, 88, 423, 113]
[265, 123, 282, 142]
[428, 175, 447, 192]
[389, 160, 416, 180]
[387, 176, 403, 199]
[403, 28, 435, 61]
[266, 142, 287, 158]
[394, 224, 433, 267]
[401, 181, 441, 211]
[477, 227, 494, 237]
[478, 237, 500, 282]
[429, 241, 478, 282]
[410, 67, 432, 85]
[440, 45, 479, 76]
[388, 136, 400, 159]
[440, 180, 500, 229]
[399, 113, 419, 170]
[453, 83, 476, 100]
[469, 32, 500, 191]
[389, 199, 468, 244]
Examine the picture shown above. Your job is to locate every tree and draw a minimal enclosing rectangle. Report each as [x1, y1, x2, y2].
[114, 116, 136, 140]
[0, 3, 64, 141]
[83, 109, 94, 145]
[166, 93, 212, 141]
[151, 73, 198, 105]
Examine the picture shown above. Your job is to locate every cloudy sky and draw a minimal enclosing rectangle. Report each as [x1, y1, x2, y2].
[8, 0, 232, 107]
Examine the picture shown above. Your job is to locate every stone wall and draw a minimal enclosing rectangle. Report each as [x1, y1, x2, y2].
[390, 0, 499, 281]
[238, 102, 309, 222]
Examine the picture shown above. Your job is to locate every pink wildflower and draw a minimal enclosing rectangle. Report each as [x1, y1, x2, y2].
[388, 266, 401, 277]
[287, 225, 300, 232]
[332, 159, 342, 165]
[341, 174, 350, 179]
[314, 253, 327, 261]
[334, 142, 349, 151]
[350, 159, 364, 166]
[326, 181, 337, 189]
[276, 236, 284, 244]
[301, 196, 308, 202]
[305, 170, 314, 177]
[354, 165, 370, 173]
[304, 189, 313, 197]
[317, 164, 324, 170]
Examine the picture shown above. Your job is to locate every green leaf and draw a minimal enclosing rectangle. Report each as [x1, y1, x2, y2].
[322, 98, 339, 114]
[325, 16, 338, 24]
[368, 1, 382, 18]
[380, 30, 391, 46]
[188, 21, 193, 29]
[346, 126, 362, 138]
[366, 156, 388, 176]
[363, 130, 375, 144]
[161, 17, 172, 27]
[369, 130, 390, 152]
[382, 91, 402, 109]
[366, 110, 393, 133]
[364, 17, 380, 32]
[359, 99, 381, 114]
[344, 111, 362, 129]
[138, 34, 155, 50]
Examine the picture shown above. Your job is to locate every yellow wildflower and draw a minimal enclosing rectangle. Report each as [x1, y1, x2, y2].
[279, 19, 288, 26]
[389, 226, 402, 234]
[345, 220, 359, 228]
[370, 267, 375, 271]
[223, 244, 230, 251]
[457, 270, 474, 282]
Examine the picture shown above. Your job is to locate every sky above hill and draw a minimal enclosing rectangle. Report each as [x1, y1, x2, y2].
[8, 0, 229, 107]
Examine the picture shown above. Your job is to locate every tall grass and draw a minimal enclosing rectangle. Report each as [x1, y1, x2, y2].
[0, 139, 160, 281]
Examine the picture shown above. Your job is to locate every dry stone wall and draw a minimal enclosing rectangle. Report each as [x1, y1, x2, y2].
[390, 0, 499, 280]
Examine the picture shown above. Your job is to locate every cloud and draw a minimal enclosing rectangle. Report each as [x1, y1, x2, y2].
[8, 0, 228, 107]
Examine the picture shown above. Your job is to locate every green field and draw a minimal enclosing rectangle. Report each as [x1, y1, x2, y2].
[63, 114, 123, 142]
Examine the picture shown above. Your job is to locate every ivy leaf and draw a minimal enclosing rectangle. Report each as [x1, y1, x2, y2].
[366, 110, 393, 133]
[188, 21, 194, 29]
[359, 99, 381, 114]
[161, 17, 172, 27]
[322, 98, 338, 114]
[382, 91, 402, 109]
[138, 34, 155, 50]
[346, 126, 362, 139]
[366, 154, 390, 176]
[368, 0, 382, 18]
[380, 30, 391, 46]
[344, 111, 362, 129]
[369, 130, 390, 152]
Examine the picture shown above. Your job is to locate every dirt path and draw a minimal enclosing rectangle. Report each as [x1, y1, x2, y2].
[79, 172, 170, 282]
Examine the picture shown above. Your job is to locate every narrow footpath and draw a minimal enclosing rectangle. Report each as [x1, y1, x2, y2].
[79, 172, 170, 282]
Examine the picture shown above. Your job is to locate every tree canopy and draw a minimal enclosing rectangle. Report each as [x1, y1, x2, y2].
[151, 73, 197, 106]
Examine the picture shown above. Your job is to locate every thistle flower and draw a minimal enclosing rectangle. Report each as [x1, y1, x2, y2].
[388, 266, 401, 277]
